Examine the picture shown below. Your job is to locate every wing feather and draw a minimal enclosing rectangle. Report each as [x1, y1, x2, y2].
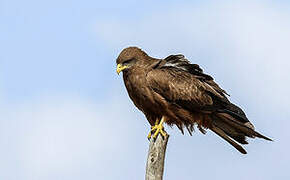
[146, 68, 227, 110]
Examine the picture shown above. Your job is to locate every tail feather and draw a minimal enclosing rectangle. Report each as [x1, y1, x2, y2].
[210, 113, 272, 154]
[216, 113, 272, 141]
[211, 126, 247, 154]
[212, 118, 249, 144]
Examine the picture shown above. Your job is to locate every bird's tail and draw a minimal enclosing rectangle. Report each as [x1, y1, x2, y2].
[210, 112, 272, 154]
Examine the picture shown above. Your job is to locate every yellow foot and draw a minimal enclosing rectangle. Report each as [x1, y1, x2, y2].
[147, 117, 167, 140]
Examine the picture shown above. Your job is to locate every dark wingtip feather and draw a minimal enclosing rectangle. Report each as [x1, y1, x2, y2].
[240, 148, 247, 154]
[255, 132, 273, 141]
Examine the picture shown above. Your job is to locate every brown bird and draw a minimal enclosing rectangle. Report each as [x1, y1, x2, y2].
[116, 46, 272, 154]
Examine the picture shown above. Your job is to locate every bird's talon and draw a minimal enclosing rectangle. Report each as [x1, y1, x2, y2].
[160, 129, 167, 138]
[148, 118, 167, 140]
[147, 131, 152, 141]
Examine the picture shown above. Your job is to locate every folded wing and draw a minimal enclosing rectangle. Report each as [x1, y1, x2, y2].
[146, 54, 272, 154]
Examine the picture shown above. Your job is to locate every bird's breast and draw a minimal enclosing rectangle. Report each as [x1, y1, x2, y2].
[123, 71, 159, 114]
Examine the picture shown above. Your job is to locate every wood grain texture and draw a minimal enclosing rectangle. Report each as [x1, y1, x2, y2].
[145, 134, 169, 180]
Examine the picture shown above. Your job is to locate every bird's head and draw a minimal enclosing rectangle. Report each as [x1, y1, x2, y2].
[116, 47, 149, 75]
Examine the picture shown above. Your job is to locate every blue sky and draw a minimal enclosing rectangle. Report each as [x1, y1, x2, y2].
[1, 0, 290, 179]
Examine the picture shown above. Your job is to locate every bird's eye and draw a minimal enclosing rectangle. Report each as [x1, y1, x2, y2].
[123, 58, 135, 65]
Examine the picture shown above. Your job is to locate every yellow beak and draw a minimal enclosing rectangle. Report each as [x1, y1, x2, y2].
[116, 64, 128, 75]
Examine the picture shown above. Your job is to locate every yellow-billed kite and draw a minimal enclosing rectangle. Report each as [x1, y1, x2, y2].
[116, 47, 272, 154]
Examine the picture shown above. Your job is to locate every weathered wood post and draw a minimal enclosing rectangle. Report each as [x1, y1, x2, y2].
[145, 134, 169, 180]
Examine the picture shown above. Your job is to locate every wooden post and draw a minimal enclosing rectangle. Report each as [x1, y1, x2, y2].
[145, 134, 169, 180]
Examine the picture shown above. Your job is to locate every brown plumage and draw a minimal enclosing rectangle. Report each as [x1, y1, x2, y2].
[116, 46, 272, 154]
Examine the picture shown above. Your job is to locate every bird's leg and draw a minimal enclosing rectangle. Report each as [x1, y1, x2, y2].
[147, 119, 160, 140]
[155, 118, 160, 126]
[147, 117, 167, 140]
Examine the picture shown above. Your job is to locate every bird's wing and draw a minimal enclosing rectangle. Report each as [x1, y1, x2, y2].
[157, 55, 254, 121]
[156, 54, 229, 96]
[148, 55, 230, 111]
[147, 67, 228, 111]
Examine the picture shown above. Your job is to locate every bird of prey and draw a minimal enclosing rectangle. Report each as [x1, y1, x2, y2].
[116, 47, 272, 154]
